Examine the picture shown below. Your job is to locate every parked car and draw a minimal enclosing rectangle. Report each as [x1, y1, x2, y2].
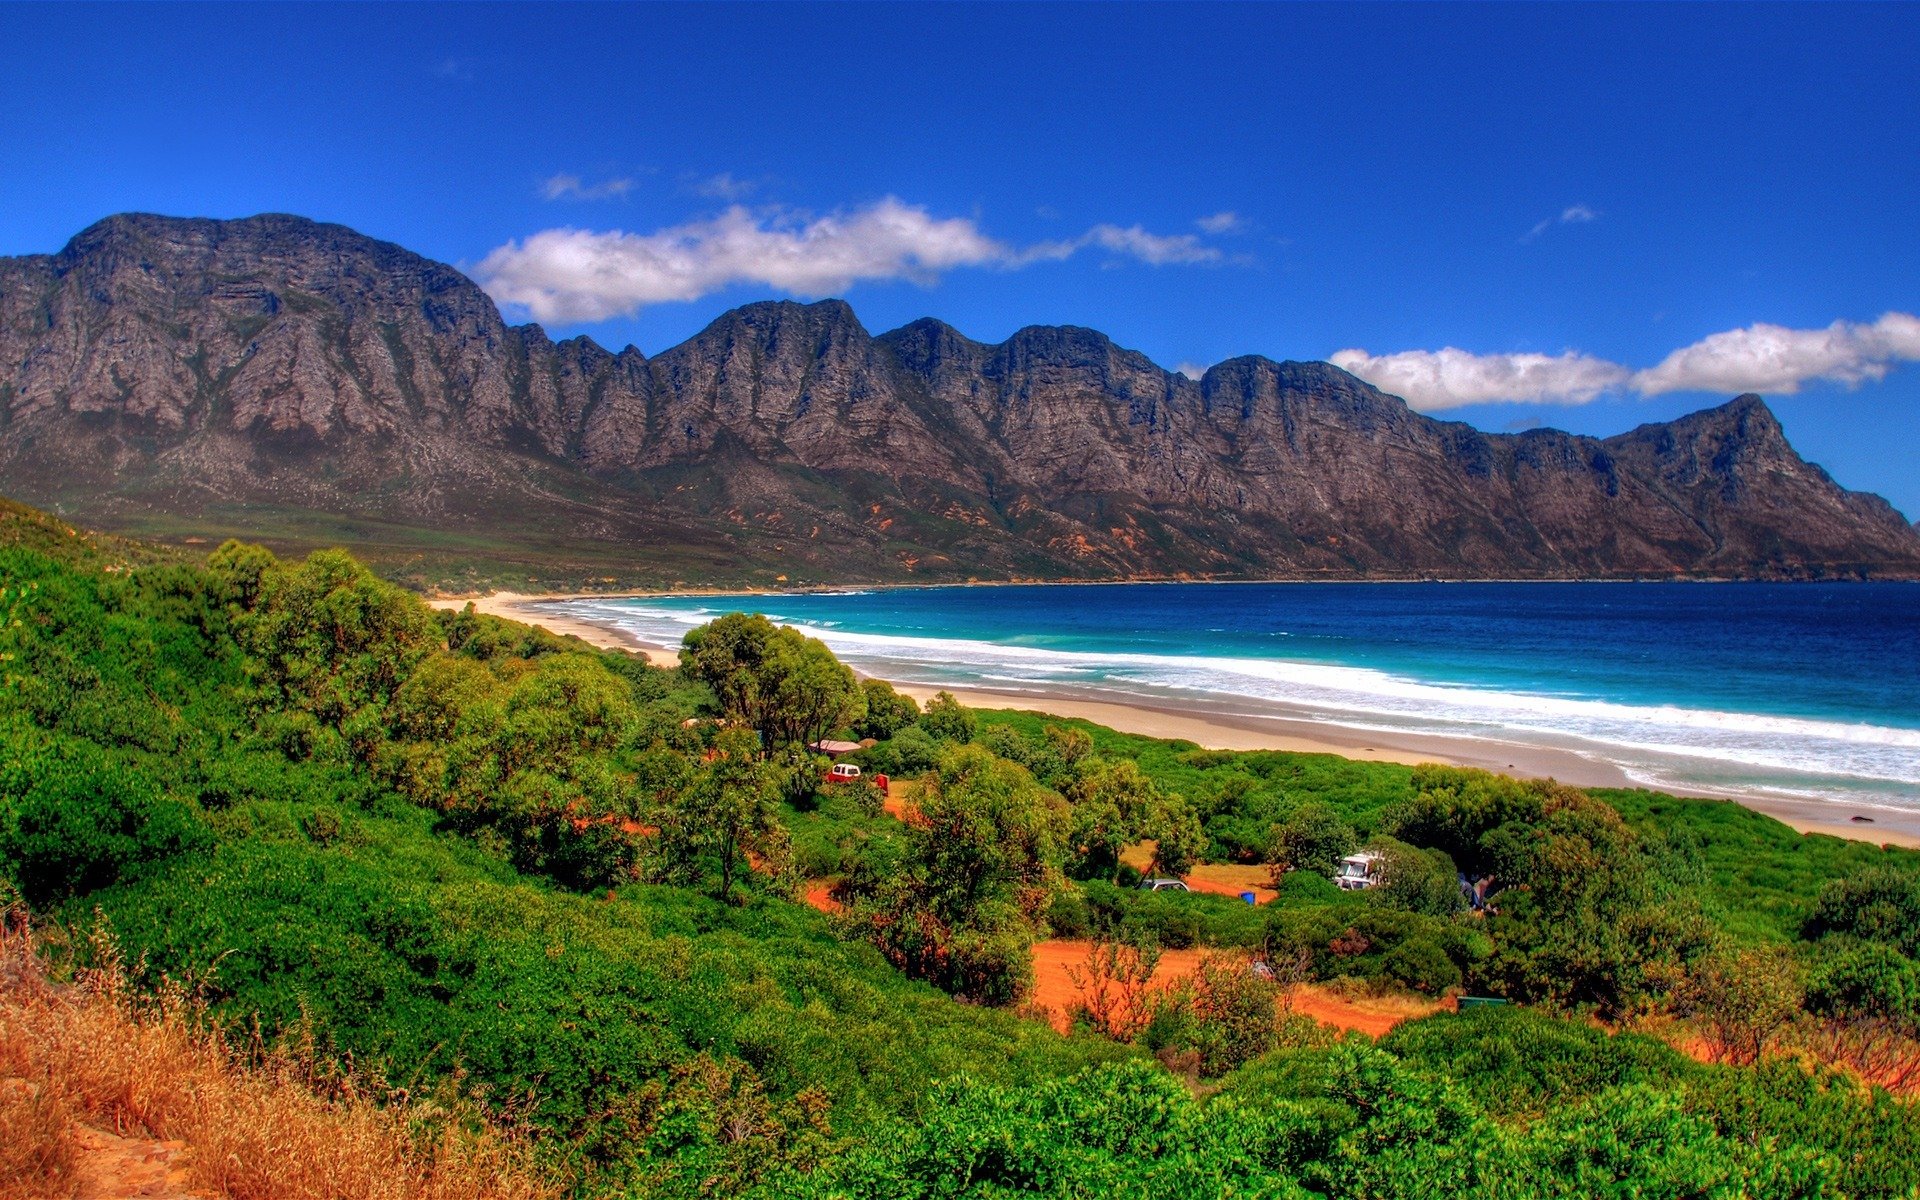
[1137, 878, 1190, 893]
[823, 762, 890, 791]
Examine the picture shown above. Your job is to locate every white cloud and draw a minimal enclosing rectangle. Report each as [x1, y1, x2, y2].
[541, 173, 635, 202]
[1328, 346, 1631, 410]
[1331, 311, 1920, 410]
[1631, 313, 1920, 396]
[1085, 224, 1221, 266]
[1175, 362, 1210, 381]
[1196, 211, 1246, 234]
[689, 172, 755, 200]
[479, 198, 1228, 323]
[1522, 203, 1600, 243]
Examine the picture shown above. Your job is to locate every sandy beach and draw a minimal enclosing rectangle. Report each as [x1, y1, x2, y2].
[428, 592, 683, 668]
[429, 590, 1920, 851]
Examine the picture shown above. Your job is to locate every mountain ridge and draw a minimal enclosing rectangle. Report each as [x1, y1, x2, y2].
[2, 211, 1916, 588]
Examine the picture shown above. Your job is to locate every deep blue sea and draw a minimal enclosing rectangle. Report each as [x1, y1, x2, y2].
[564, 583, 1920, 813]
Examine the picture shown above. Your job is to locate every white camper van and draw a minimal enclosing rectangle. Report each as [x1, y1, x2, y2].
[1334, 850, 1385, 890]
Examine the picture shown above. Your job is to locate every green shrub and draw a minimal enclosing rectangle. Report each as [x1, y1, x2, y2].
[917, 691, 976, 744]
[0, 731, 210, 904]
[1267, 801, 1356, 878]
[854, 678, 919, 740]
[1808, 867, 1920, 956]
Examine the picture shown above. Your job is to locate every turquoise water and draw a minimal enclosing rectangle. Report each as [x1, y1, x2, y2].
[564, 582, 1920, 813]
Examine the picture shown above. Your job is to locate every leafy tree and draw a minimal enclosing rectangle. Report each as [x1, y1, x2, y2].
[1144, 798, 1207, 879]
[918, 690, 976, 744]
[1679, 947, 1804, 1066]
[1372, 835, 1463, 917]
[228, 548, 439, 747]
[859, 722, 941, 777]
[680, 614, 864, 752]
[1066, 758, 1165, 880]
[1475, 785, 1712, 1014]
[1267, 801, 1357, 879]
[1043, 723, 1094, 771]
[842, 743, 1067, 1003]
[771, 745, 832, 810]
[1152, 951, 1284, 1075]
[854, 678, 919, 740]
[1383, 766, 1545, 877]
[656, 727, 783, 901]
[1068, 794, 1133, 883]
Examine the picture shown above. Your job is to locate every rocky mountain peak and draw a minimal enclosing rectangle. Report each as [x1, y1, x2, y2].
[2, 212, 1916, 583]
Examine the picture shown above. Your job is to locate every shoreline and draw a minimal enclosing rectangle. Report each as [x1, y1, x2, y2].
[431, 575, 1920, 606]
[430, 591, 1920, 851]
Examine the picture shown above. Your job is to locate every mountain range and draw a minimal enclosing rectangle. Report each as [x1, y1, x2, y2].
[2, 212, 1916, 588]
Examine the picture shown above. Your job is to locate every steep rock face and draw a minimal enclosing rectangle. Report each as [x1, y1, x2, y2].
[2, 212, 1917, 582]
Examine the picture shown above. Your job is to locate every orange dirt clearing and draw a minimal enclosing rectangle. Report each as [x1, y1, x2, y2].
[1181, 864, 1278, 905]
[1028, 939, 1437, 1037]
[881, 779, 917, 822]
[1120, 841, 1279, 903]
[802, 881, 844, 915]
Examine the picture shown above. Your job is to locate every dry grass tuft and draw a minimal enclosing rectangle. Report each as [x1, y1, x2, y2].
[0, 903, 559, 1200]
[0, 1073, 81, 1199]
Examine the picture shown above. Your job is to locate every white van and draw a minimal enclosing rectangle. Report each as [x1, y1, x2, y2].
[1335, 851, 1385, 890]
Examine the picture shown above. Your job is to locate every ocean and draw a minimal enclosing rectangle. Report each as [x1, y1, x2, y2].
[561, 582, 1920, 815]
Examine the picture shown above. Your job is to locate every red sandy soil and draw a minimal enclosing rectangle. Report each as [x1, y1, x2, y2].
[803, 881, 844, 915]
[1029, 938, 1438, 1037]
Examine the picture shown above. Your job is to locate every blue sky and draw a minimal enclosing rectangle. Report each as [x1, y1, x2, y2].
[4, 3, 1917, 515]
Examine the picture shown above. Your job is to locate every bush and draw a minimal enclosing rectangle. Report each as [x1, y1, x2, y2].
[0, 733, 210, 905]
[1267, 802, 1356, 879]
[1078, 880, 1266, 950]
[854, 678, 918, 740]
[1382, 938, 1463, 994]
[918, 691, 976, 744]
[1154, 952, 1283, 1076]
[1379, 1005, 1693, 1117]
[1808, 867, 1920, 956]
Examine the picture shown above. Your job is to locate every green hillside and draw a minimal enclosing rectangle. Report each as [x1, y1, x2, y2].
[4, 497, 1918, 1198]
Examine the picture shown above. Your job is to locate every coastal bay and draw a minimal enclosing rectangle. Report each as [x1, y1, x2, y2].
[433, 584, 1920, 849]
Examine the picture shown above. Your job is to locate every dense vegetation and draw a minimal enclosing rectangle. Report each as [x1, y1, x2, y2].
[3, 495, 1919, 1198]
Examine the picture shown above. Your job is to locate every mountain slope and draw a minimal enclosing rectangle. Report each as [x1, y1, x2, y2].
[2, 212, 1916, 586]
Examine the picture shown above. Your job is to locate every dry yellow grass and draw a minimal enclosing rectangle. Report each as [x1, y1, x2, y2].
[0, 905, 559, 1200]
